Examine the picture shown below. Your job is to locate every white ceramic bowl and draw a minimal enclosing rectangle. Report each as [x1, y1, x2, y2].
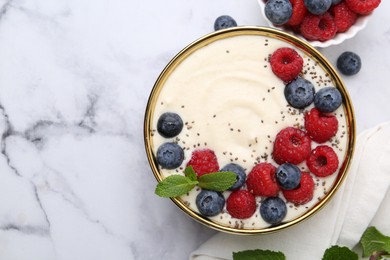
[258, 0, 370, 48]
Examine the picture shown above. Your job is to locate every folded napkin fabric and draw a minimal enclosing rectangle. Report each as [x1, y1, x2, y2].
[190, 122, 390, 260]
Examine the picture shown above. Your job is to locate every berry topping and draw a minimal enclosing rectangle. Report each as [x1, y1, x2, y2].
[287, 0, 308, 26]
[196, 190, 225, 217]
[307, 145, 339, 177]
[157, 112, 184, 138]
[265, 0, 293, 25]
[226, 190, 257, 219]
[260, 197, 287, 225]
[337, 51, 362, 76]
[246, 163, 280, 197]
[345, 0, 381, 15]
[214, 15, 237, 31]
[332, 0, 342, 4]
[282, 172, 315, 205]
[331, 2, 357, 33]
[220, 163, 247, 191]
[187, 149, 219, 177]
[304, 108, 339, 143]
[156, 142, 184, 169]
[276, 163, 302, 190]
[284, 77, 315, 109]
[304, 0, 332, 15]
[270, 47, 304, 82]
[314, 87, 343, 113]
[272, 127, 312, 165]
[300, 12, 337, 42]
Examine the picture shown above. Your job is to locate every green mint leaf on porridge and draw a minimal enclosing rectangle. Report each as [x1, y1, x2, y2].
[155, 175, 198, 198]
[360, 226, 390, 257]
[233, 249, 285, 260]
[198, 171, 236, 191]
[322, 245, 358, 260]
[184, 166, 197, 181]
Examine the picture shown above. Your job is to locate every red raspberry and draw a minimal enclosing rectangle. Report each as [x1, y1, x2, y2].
[272, 127, 312, 165]
[307, 145, 339, 177]
[282, 172, 314, 205]
[226, 190, 257, 219]
[304, 108, 338, 143]
[246, 163, 280, 197]
[270, 47, 303, 82]
[186, 149, 219, 177]
[286, 0, 307, 26]
[331, 2, 357, 33]
[345, 0, 381, 15]
[300, 13, 337, 42]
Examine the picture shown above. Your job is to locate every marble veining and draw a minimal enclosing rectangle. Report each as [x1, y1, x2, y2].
[0, 0, 389, 259]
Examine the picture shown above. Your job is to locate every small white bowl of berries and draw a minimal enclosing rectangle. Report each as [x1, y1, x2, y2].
[258, 0, 381, 48]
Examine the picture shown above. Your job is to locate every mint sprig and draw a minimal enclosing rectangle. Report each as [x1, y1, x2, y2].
[322, 245, 358, 260]
[155, 166, 236, 198]
[233, 249, 285, 260]
[360, 226, 390, 258]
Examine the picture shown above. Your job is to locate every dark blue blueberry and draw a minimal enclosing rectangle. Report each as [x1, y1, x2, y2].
[331, 0, 342, 5]
[304, 0, 332, 15]
[156, 142, 184, 169]
[337, 51, 362, 76]
[214, 15, 237, 31]
[220, 163, 246, 191]
[284, 77, 315, 109]
[260, 197, 287, 225]
[157, 112, 183, 138]
[196, 190, 225, 217]
[276, 163, 301, 190]
[314, 87, 343, 113]
[265, 0, 293, 25]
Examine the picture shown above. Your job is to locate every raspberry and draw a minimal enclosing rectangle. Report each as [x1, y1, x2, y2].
[307, 145, 339, 177]
[286, 0, 307, 26]
[226, 190, 257, 219]
[282, 172, 314, 205]
[345, 0, 381, 15]
[270, 47, 303, 82]
[246, 163, 280, 197]
[304, 108, 338, 143]
[186, 149, 219, 177]
[272, 127, 312, 165]
[331, 2, 357, 33]
[300, 13, 337, 42]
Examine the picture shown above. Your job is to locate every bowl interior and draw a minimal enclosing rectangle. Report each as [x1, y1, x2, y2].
[144, 26, 355, 234]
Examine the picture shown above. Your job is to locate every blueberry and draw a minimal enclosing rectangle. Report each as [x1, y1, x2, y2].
[214, 15, 237, 31]
[220, 163, 246, 191]
[196, 190, 225, 217]
[304, 0, 332, 15]
[265, 0, 293, 25]
[156, 142, 184, 169]
[260, 197, 287, 225]
[331, 0, 342, 5]
[157, 112, 183, 138]
[284, 77, 315, 109]
[314, 87, 343, 113]
[276, 163, 301, 190]
[337, 51, 362, 76]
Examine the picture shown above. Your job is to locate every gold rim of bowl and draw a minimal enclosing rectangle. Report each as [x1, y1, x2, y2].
[144, 26, 356, 235]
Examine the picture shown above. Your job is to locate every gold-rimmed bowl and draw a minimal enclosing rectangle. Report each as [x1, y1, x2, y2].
[144, 26, 355, 235]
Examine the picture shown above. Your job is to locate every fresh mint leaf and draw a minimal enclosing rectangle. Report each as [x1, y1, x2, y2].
[360, 226, 390, 257]
[198, 171, 236, 191]
[322, 245, 358, 260]
[155, 175, 198, 197]
[233, 249, 285, 260]
[184, 166, 197, 181]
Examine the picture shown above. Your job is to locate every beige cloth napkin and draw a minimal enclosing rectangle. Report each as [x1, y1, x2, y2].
[190, 122, 390, 260]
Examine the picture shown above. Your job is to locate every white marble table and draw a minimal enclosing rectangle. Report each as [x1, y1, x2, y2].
[0, 0, 389, 259]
